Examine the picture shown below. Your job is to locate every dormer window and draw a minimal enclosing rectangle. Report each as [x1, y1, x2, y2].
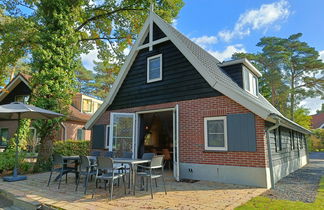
[15, 95, 29, 104]
[243, 67, 258, 96]
[147, 54, 162, 83]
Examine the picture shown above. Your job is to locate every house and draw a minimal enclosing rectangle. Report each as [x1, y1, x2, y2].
[85, 11, 310, 188]
[311, 113, 324, 129]
[0, 73, 103, 148]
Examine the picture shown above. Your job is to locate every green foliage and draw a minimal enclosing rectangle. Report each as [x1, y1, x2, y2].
[0, 150, 26, 172]
[236, 176, 324, 209]
[53, 140, 90, 156]
[293, 107, 311, 129]
[310, 129, 324, 151]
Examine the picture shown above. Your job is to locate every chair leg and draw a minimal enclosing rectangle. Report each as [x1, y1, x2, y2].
[47, 169, 53, 187]
[65, 172, 68, 183]
[146, 177, 148, 191]
[75, 174, 81, 191]
[123, 175, 126, 195]
[110, 179, 114, 200]
[92, 178, 97, 199]
[149, 177, 153, 199]
[162, 169, 167, 195]
[84, 173, 89, 194]
[58, 169, 63, 189]
[155, 179, 158, 188]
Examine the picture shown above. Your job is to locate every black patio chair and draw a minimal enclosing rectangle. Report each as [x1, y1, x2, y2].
[92, 156, 126, 200]
[47, 154, 75, 189]
[121, 151, 133, 158]
[90, 151, 101, 157]
[135, 155, 167, 199]
[75, 156, 97, 194]
[104, 151, 115, 158]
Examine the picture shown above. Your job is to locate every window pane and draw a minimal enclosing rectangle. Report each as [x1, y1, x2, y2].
[252, 76, 257, 95]
[83, 99, 92, 112]
[243, 69, 250, 91]
[207, 120, 224, 133]
[149, 57, 161, 80]
[208, 134, 225, 147]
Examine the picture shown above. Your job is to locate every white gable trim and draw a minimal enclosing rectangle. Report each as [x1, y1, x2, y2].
[0, 75, 31, 102]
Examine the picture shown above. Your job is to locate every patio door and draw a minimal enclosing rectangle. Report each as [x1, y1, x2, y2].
[109, 113, 136, 158]
[173, 104, 180, 181]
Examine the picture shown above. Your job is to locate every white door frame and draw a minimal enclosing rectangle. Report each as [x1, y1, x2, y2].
[135, 106, 180, 180]
[109, 112, 136, 158]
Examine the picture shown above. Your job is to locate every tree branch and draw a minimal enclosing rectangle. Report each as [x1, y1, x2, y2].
[75, 7, 145, 32]
[78, 36, 127, 42]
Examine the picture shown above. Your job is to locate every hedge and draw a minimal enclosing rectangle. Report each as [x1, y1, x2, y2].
[0, 150, 26, 172]
[53, 140, 90, 156]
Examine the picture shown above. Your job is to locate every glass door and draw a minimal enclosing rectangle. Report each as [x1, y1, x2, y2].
[109, 113, 136, 158]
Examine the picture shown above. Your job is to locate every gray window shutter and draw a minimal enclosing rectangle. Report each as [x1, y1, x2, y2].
[92, 124, 106, 149]
[227, 113, 256, 152]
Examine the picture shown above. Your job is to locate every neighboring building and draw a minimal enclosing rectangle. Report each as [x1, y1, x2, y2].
[311, 113, 324, 129]
[0, 73, 103, 148]
[85, 11, 310, 188]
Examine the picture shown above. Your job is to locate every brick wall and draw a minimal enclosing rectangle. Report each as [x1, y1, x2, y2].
[95, 95, 268, 168]
[63, 120, 91, 141]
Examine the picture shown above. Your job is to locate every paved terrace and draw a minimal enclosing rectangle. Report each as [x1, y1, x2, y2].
[0, 171, 266, 210]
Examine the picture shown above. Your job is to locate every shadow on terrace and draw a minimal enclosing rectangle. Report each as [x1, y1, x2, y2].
[0, 169, 266, 209]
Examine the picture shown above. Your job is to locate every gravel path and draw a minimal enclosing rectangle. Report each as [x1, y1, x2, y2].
[263, 152, 324, 203]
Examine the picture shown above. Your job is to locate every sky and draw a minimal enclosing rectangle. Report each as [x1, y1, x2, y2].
[81, 0, 324, 114]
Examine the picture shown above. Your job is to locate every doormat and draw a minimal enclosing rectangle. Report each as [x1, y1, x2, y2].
[179, 179, 199, 183]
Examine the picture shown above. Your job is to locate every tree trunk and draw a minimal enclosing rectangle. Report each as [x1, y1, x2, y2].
[34, 134, 54, 172]
[290, 74, 295, 121]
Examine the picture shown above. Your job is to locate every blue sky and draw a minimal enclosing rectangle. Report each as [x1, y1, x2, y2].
[81, 0, 323, 113]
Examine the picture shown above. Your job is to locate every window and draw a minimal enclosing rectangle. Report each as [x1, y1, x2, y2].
[289, 130, 294, 150]
[204, 116, 227, 151]
[77, 128, 85, 140]
[0, 128, 9, 146]
[82, 99, 93, 113]
[274, 128, 282, 152]
[15, 95, 30, 104]
[105, 125, 110, 149]
[147, 54, 162, 83]
[243, 68, 258, 96]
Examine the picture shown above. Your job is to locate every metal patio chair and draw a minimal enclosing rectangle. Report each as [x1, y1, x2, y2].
[135, 155, 167, 198]
[47, 154, 75, 189]
[92, 156, 126, 200]
[75, 156, 97, 194]
[104, 151, 115, 158]
[90, 151, 101, 157]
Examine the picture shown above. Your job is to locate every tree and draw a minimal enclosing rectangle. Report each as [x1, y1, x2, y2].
[75, 60, 96, 96]
[91, 60, 120, 99]
[233, 33, 324, 120]
[0, 0, 183, 170]
[281, 33, 324, 120]
[293, 107, 311, 129]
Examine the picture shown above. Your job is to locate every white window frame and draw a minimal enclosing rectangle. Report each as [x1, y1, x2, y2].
[147, 54, 162, 83]
[243, 68, 258, 96]
[105, 125, 110, 149]
[204, 116, 228, 151]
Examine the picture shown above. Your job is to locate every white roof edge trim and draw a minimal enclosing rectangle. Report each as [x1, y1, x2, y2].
[85, 14, 151, 129]
[0, 75, 31, 102]
[219, 58, 262, 77]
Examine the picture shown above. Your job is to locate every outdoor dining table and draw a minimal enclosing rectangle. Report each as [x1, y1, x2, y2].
[113, 158, 151, 195]
[54, 155, 97, 182]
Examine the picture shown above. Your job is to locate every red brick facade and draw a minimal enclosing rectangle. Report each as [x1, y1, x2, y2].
[95, 95, 268, 168]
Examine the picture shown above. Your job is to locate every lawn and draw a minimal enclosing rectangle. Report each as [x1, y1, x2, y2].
[236, 176, 324, 210]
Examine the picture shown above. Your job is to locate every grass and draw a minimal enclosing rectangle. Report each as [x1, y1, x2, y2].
[236, 176, 324, 210]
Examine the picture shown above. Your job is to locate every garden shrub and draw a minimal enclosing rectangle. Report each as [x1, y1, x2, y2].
[53, 140, 90, 156]
[0, 150, 26, 172]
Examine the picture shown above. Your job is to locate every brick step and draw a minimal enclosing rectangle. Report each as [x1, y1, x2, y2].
[0, 190, 41, 210]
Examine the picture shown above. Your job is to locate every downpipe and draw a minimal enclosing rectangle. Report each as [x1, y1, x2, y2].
[265, 118, 280, 189]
